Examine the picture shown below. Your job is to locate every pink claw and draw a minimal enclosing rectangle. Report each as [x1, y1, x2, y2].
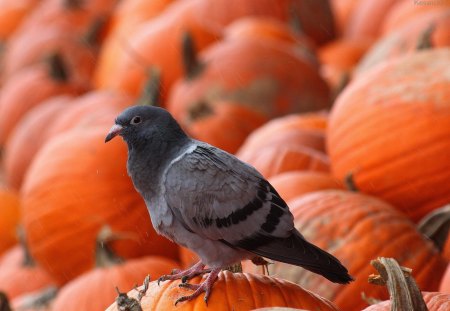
[175, 268, 221, 305]
[158, 261, 209, 285]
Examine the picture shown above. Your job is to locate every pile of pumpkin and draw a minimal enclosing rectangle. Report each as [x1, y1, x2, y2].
[0, 0, 449, 310]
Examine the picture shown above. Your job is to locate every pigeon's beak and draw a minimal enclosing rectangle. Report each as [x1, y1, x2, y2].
[105, 124, 123, 143]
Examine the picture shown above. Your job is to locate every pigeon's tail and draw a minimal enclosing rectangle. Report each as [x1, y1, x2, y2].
[249, 231, 353, 284]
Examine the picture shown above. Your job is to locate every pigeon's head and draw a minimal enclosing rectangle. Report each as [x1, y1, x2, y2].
[105, 105, 186, 145]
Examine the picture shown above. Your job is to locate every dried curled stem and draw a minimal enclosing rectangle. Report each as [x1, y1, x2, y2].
[368, 257, 428, 311]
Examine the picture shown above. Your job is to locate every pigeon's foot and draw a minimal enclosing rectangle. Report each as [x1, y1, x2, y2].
[158, 261, 210, 285]
[175, 268, 221, 305]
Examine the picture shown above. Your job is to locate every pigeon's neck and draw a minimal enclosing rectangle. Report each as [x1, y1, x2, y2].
[127, 134, 190, 197]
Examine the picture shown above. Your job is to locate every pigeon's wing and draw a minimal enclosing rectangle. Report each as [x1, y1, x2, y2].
[161, 142, 295, 245]
[162, 142, 353, 284]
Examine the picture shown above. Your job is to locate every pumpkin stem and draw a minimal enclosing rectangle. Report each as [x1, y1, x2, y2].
[94, 226, 137, 268]
[82, 17, 107, 47]
[187, 100, 214, 124]
[182, 32, 204, 80]
[416, 23, 435, 50]
[45, 52, 69, 82]
[333, 72, 351, 100]
[288, 6, 304, 35]
[368, 257, 428, 311]
[13, 287, 57, 310]
[115, 287, 143, 311]
[63, 0, 84, 9]
[17, 227, 36, 267]
[417, 204, 450, 252]
[344, 172, 359, 192]
[137, 67, 162, 107]
[0, 292, 12, 311]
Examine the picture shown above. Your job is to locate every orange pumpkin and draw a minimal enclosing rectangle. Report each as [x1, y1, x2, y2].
[440, 263, 450, 294]
[344, 0, 398, 41]
[0, 0, 39, 41]
[356, 9, 450, 75]
[0, 57, 86, 146]
[443, 235, 450, 261]
[11, 288, 55, 311]
[96, 0, 335, 102]
[105, 271, 340, 311]
[51, 229, 180, 311]
[167, 36, 331, 128]
[16, 0, 117, 38]
[93, 0, 220, 102]
[238, 111, 329, 151]
[3, 96, 72, 190]
[237, 144, 329, 179]
[330, 0, 360, 35]
[21, 125, 180, 285]
[318, 38, 371, 92]
[268, 171, 344, 202]
[0, 188, 20, 255]
[185, 100, 269, 153]
[223, 17, 317, 68]
[190, 0, 335, 46]
[2, 24, 99, 85]
[327, 49, 450, 221]
[95, 0, 176, 88]
[363, 292, 450, 311]
[237, 112, 328, 156]
[260, 190, 447, 311]
[381, 0, 450, 34]
[0, 245, 55, 299]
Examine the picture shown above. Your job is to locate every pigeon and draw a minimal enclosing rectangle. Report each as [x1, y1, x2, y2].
[105, 105, 353, 304]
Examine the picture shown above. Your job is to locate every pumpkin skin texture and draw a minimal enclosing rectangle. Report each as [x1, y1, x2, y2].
[362, 292, 450, 311]
[381, 0, 450, 34]
[51, 256, 179, 311]
[238, 144, 329, 179]
[237, 112, 328, 156]
[2, 25, 98, 85]
[21, 126, 180, 285]
[105, 271, 340, 311]
[94, 0, 176, 92]
[0, 62, 85, 146]
[343, 0, 398, 41]
[268, 171, 344, 202]
[0, 188, 20, 255]
[440, 263, 450, 294]
[356, 9, 450, 75]
[223, 17, 318, 68]
[3, 96, 71, 190]
[45, 90, 134, 138]
[185, 101, 269, 153]
[260, 190, 447, 311]
[168, 37, 331, 129]
[93, 0, 220, 102]
[0, 0, 39, 41]
[327, 49, 450, 221]
[0, 245, 55, 299]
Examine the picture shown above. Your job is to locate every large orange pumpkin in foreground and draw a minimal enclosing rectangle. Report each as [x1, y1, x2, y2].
[21, 125, 179, 285]
[327, 48, 450, 221]
[106, 271, 340, 311]
[251, 190, 447, 311]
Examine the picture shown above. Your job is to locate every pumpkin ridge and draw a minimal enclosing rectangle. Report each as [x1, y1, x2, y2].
[328, 106, 422, 165]
[334, 123, 450, 178]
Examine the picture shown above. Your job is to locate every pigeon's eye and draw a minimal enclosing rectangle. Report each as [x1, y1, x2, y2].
[130, 116, 142, 125]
